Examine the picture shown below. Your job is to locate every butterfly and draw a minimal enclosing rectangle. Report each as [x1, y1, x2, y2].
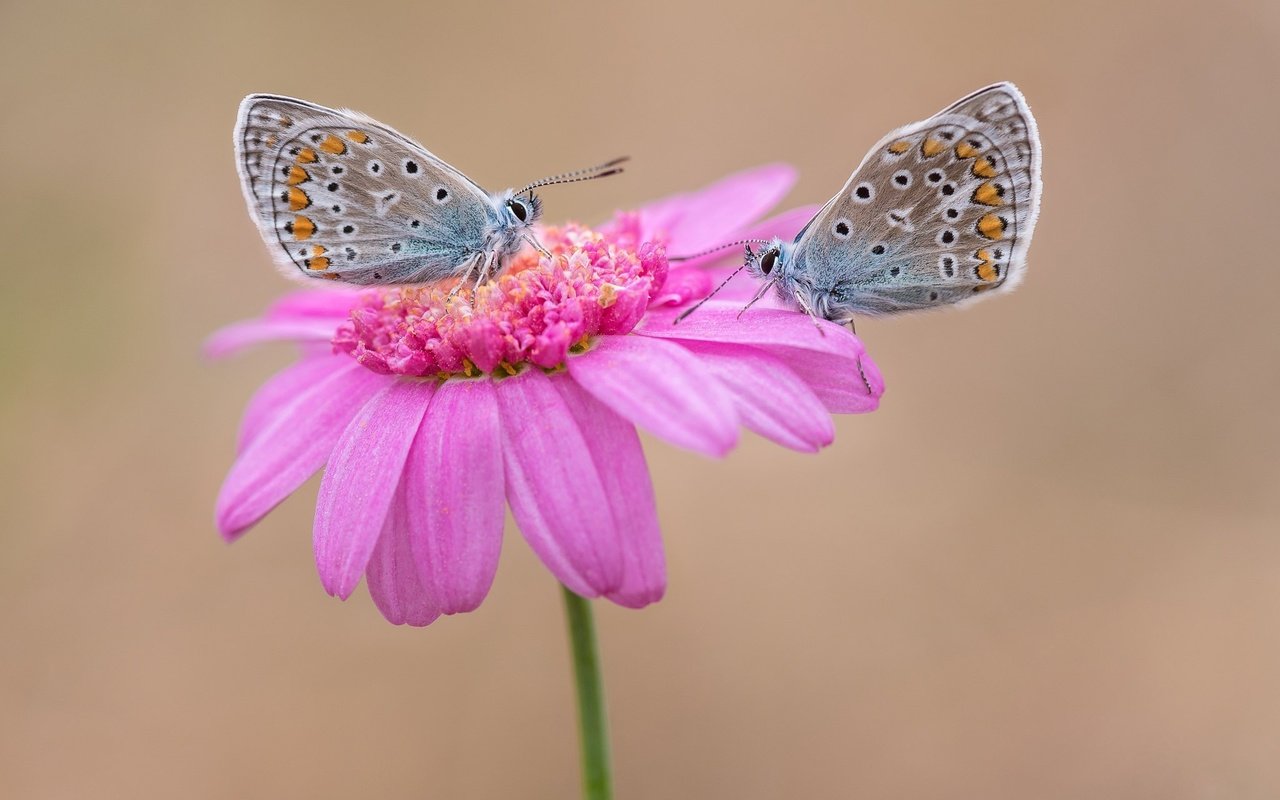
[234, 95, 625, 287]
[677, 82, 1042, 326]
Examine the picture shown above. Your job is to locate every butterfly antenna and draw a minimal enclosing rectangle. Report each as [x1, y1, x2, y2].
[669, 238, 773, 262]
[519, 170, 625, 195]
[674, 243, 766, 324]
[674, 264, 749, 324]
[518, 156, 629, 196]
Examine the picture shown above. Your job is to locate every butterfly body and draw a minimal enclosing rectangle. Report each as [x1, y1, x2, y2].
[742, 83, 1042, 323]
[235, 95, 561, 286]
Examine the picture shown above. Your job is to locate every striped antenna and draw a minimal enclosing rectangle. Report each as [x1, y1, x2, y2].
[674, 243, 766, 324]
[669, 238, 772, 262]
[518, 156, 629, 196]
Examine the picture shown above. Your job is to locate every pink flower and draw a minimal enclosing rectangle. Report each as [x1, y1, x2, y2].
[210, 165, 884, 626]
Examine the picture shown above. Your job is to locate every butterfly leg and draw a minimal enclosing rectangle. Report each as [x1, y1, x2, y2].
[449, 252, 484, 299]
[473, 249, 497, 293]
[792, 293, 827, 338]
[523, 234, 552, 259]
[856, 357, 874, 395]
[736, 280, 776, 320]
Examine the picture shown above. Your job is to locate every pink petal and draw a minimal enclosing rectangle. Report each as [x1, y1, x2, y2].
[772, 348, 884, 414]
[266, 289, 364, 320]
[638, 164, 797, 252]
[637, 302, 882, 414]
[404, 379, 505, 615]
[496, 370, 623, 598]
[314, 381, 435, 600]
[215, 363, 388, 540]
[365, 484, 441, 627]
[669, 204, 820, 272]
[237, 355, 350, 452]
[553, 379, 665, 609]
[682, 342, 834, 452]
[204, 318, 339, 359]
[567, 335, 738, 458]
[640, 301, 854, 352]
[639, 300, 858, 361]
[650, 268, 713, 309]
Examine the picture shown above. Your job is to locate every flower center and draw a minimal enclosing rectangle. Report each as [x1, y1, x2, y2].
[333, 220, 668, 378]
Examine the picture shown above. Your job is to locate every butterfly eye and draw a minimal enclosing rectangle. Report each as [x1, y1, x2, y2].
[508, 199, 529, 222]
[759, 249, 779, 275]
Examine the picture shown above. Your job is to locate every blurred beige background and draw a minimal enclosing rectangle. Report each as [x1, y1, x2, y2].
[3, 0, 1279, 797]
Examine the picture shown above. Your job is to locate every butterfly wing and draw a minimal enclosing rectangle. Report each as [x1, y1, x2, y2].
[235, 95, 500, 285]
[790, 82, 1042, 316]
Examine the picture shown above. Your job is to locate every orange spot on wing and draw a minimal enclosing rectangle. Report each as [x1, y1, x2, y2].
[972, 181, 1004, 206]
[972, 156, 998, 178]
[887, 140, 911, 154]
[921, 138, 945, 157]
[263, 135, 278, 148]
[286, 166, 310, 186]
[319, 135, 347, 155]
[977, 213, 1006, 240]
[345, 130, 370, 143]
[955, 141, 980, 159]
[310, 245, 327, 256]
[306, 256, 331, 271]
[291, 215, 315, 240]
[974, 249, 1000, 282]
[296, 147, 318, 164]
[287, 187, 311, 211]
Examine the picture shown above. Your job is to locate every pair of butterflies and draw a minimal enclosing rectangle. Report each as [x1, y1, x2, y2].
[235, 83, 1041, 323]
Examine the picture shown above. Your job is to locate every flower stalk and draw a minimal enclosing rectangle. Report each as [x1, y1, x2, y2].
[562, 585, 613, 800]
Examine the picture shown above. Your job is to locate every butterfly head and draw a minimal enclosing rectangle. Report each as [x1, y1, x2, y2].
[501, 190, 543, 229]
[744, 238, 787, 283]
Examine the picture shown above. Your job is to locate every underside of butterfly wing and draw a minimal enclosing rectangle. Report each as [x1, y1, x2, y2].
[788, 83, 1042, 318]
[236, 95, 500, 285]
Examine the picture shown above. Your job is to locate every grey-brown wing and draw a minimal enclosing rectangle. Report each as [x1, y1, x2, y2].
[235, 95, 498, 285]
[793, 83, 1042, 314]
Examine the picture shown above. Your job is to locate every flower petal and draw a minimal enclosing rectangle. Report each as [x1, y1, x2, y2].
[640, 300, 855, 354]
[404, 379, 505, 615]
[314, 380, 435, 600]
[568, 335, 738, 458]
[237, 354, 350, 452]
[203, 318, 340, 359]
[667, 204, 820, 273]
[366, 484, 441, 627]
[266, 288, 364, 320]
[684, 341, 834, 452]
[638, 164, 797, 252]
[215, 362, 387, 540]
[770, 348, 884, 414]
[553, 379, 665, 608]
[496, 370, 623, 598]
[637, 302, 882, 413]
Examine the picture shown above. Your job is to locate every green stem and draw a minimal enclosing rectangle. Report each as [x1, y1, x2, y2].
[561, 585, 613, 800]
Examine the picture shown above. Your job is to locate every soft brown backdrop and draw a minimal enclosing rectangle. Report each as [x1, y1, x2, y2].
[3, 0, 1278, 797]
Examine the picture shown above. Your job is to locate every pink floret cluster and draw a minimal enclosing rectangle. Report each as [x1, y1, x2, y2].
[332, 218, 668, 378]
